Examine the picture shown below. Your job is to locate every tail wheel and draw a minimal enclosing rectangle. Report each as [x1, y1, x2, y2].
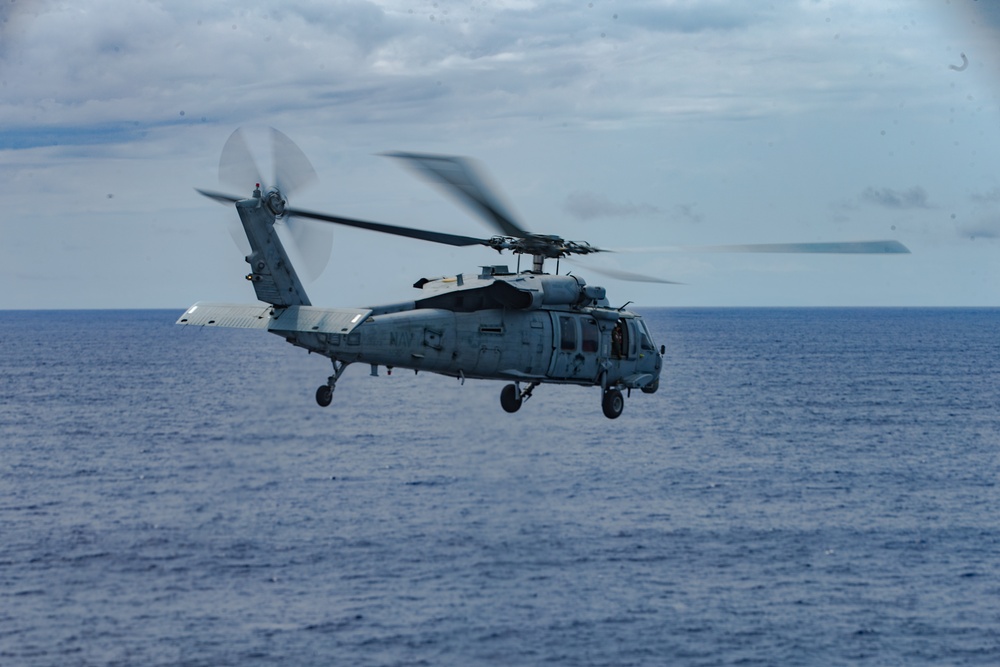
[500, 383, 522, 413]
[602, 388, 624, 419]
[316, 384, 333, 407]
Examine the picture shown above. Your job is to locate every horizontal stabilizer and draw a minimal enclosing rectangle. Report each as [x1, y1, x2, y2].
[177, 302, 272, 328]
[266, 305, 372, 335]
[177, 303, 372, 335]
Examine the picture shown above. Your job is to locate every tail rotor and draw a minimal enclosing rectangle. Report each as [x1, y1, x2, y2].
[215, 126, 333, 281]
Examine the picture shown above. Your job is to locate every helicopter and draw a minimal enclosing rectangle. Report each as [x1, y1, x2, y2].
[179, 128, 910, 419]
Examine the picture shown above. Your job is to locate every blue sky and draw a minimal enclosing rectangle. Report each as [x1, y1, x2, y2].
[1, 0, 998, 308]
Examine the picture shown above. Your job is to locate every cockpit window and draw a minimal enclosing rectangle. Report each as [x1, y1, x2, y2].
[638, 320, 655, 351]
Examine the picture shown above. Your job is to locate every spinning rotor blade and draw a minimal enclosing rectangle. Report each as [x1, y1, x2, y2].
[198, 187, 252, 255]
[573, 239, 909, 284]
[219, 128, 263, 193]
[384, 152, 530, 238]
[196, 188, 492, 249]
[284, 217, 333, 282]
[196, 188, 242, 205]
[212, 127, 332, 280]
[218, 126, 318, 196]
[283, 205, 493, 248]
[564, 258, 682, 284]
[267, 128, 328, 281]
[216, 129, 261, 256]
[271, 127, 317, 198]
[685, 240, 910, 254]
[619, 240, 911, 254]
[206, 135, 908, 287]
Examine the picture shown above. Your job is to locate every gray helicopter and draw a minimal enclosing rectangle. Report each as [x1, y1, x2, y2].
[179, 128, 909, 419]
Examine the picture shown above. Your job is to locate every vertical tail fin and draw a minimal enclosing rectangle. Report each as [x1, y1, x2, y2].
[237, 186, 311, 307]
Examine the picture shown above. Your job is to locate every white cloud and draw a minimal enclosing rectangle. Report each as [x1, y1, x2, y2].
[564, 191, 661, 220]
[957, 217, 1000, 240]
[860, 186, 932, 209]
[0, 1, 960, 146]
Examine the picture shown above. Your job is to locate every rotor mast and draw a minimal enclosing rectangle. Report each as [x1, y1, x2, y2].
[532, 253, 545, 274]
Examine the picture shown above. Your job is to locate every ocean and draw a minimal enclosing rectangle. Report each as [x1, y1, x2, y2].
[1, 308, 998, 666]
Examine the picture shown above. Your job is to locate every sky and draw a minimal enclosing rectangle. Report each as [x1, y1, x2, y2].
[1, 0, 999, 309]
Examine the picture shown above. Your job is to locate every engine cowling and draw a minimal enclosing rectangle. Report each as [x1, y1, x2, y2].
[490, 274, 606, 310]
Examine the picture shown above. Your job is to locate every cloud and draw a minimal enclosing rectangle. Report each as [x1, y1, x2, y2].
[564, 191, 660, 221]
[957, 217, 1000, 240]
[670, 203, 703, 224]
[960, 2, 1000, 33]
[960, 188, 1000, 240]
[970, 187, 1000, 205]
[860, 186, 931, 209]
[0, 0, 957, 154]
[613, 2, 762, 34]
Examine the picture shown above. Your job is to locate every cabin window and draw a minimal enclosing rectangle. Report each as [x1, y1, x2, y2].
[611, 319, 628, 358]
[559, 316, 576, 351]
[581, 318, 599, 353]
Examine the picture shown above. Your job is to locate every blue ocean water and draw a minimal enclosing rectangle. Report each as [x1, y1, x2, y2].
[1, 308, 998, 666]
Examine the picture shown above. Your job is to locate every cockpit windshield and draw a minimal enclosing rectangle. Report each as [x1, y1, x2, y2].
[638, 319, 656, 352]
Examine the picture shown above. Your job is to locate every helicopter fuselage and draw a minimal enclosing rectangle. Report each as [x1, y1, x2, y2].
[278, 299, 661, 391]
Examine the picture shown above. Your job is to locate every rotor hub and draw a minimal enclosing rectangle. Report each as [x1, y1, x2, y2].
[485, 234, 600, 259]
[264, 188, 287, 217]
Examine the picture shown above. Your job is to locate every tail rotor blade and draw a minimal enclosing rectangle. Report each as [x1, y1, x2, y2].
[265, 127, 328, 281]
[282, 217, 334, 283]
[216, 128, 259, 258]
[196, 188, 251, 256]
[271, 127, 317, 199]
[219, 127, 264, 193]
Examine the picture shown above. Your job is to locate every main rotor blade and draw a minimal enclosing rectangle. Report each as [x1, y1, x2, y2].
[693, 240, 911, 254]
[196, 189, 485, 248]
[565, 259, 683, 284]
[383, 152, 530, 238]
[618, 240, 911, 254]
[196, 188, 243, 205]
[285, 205, 492, 248]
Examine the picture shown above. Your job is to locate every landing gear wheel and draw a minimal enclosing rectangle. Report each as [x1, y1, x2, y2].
[316, 384, 333, 407]
[500, 383, 522, 413]
[602, 388, 624, 419]
[641, 379, 659, 395]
